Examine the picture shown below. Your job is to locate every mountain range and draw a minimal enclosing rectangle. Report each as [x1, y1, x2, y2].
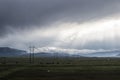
[0, 47, 26, 57]
[0, 47, 120, 57]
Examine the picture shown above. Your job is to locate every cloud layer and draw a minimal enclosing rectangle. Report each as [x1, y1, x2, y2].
[1, 17, 120, 50]
[0, 0, 120, 51]
[1, 0, 120, 35]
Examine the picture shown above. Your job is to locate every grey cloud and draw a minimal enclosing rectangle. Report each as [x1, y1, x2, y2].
[0, 0, 120, 36]
[1, 0, 120, 50]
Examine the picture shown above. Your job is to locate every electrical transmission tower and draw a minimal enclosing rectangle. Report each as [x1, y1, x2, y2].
[29, 46, 35, 64]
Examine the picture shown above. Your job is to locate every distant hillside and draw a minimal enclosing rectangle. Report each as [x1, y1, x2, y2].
[0, 47, 120, 57]
[0, 47, 26, 57]
[33, 47, 120, 57]
[34, 47, 120, 57]
[117, 54, 120, 56]
[34, 52, 74, 57]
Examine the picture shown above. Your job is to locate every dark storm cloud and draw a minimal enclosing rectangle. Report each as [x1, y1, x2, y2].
[0, 0, 120, 36]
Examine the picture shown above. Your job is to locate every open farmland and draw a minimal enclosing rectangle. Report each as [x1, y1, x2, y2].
[1, 57, 120, 80]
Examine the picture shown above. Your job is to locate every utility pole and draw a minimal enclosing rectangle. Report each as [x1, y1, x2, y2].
[32, 46, 35, 64]
[29, 46, 32, 64]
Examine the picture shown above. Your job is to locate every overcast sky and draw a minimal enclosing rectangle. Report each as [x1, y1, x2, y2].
[0, 0, 120, 50]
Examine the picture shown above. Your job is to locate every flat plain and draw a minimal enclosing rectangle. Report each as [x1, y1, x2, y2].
[0, 57, 120, 80]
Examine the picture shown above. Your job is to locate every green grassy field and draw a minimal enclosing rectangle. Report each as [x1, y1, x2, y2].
[1, 57, 120, 80]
